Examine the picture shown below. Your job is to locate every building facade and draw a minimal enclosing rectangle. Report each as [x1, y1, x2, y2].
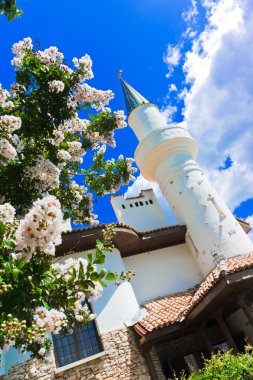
[1, 78, 253, 380]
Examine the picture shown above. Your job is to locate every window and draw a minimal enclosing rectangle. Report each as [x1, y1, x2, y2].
[149, 200, 153, 204]
[145, 201, 149, 205]
[139, 201, 144, 206]
[122, 204, 126, 209]
[53, 320, 102, 367]
[129, 203, 133, 208]
[135, 202, 139, 207]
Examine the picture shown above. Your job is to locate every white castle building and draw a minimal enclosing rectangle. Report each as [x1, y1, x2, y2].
[2, 78, 253, 380]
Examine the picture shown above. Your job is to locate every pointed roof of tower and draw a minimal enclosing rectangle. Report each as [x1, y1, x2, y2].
[119, 72, 152, 115]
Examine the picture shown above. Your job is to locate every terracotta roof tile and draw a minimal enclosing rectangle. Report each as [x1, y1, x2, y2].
[134, 253, 253, 336]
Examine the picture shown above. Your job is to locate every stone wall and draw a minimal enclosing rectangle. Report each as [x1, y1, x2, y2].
[2, 328, 151, 380]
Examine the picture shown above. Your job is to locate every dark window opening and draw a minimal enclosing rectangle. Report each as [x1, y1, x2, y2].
[139, 201, 144, 206]
[145, 201, 149, 205]
[130, 203, 133, 208]
[53, 321, 102, 367]
[122, 204, 126, 209]
[135, 202, 139, 207]
[149, 200, 153, 204]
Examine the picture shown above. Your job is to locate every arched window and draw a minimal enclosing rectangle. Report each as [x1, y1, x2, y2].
[149, 200, 153, 204]
[135, 202, 139, 207]
[122, 204, 126, 209]
[145, 201, 149, 205]
[130, 203, 133, 208]
[53, 317, 102, 367]
[139, 201, 144, 206]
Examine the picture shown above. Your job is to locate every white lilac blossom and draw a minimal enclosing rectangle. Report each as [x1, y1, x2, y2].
[89, 282, 103, 300]
[26, 156, 60, 191]
[0, 115, 22, 133]
[73, 296, 95, 323]
[57, 149, 71, 161]
[33, 307, 67, 334]
[70, 117, 89, 133]
[48, 80, 65, 93]
[50, 130, 64, 146]
[11, 37, 33, 67]
[74, 83, 114, 110]
[67, 141, 85, 163]
[52, 257, 88, 282]
[15, 195, 63, 258]
[0, 203, 15, 223]
[0, 85, 9, 105]
[72, 54, 94, 81]
[114, 110, 127, 129]
[0, 139, 17, 160]
[36, 46, 64, 65]
[4, 101, 14, 110]
[38, 347, 46, 356]
[9, 134, 24, 153]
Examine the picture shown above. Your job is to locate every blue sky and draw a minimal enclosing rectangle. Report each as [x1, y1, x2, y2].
[1, 0, 253, 229]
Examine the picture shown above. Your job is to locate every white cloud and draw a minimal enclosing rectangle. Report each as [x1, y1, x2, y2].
[182, 0, 253, 214]
[169, 83, 178, 92]
[163, 44, 181, 78]
[127, 0, 253, 222]
[182, 0, 198, 23]
[160, 105, 177, 123]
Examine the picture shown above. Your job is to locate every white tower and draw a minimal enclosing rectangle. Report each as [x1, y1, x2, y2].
[120, 76, 253, 276]
[110, 189, 168, 231]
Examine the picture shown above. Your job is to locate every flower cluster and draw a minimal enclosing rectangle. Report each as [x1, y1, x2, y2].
[15, 196, 63, 259]
[0, 115, 22, 133]
[0, 139, 17, 161]
[72, 293, 95, 323]
[53, 257, 88, 282]
[26, 156, 60, 192]
[73, 54, 94, 81]
[0, 85, 11, 107]
[11, 37, 33, 67]
[33, 307, 67, 334]
[48, 80, 65, 93]
[0, 203, 15, 223]
[36, 46, 64, 65]
[67, 141, 85, 163]
[74, 83, 114, 110]
[114, 110, 127, 129]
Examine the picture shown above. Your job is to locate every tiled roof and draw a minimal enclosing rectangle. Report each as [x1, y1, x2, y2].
[134, 253, 253, 336]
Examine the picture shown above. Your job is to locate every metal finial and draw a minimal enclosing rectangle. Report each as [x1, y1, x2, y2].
[118, 69, 123, 79]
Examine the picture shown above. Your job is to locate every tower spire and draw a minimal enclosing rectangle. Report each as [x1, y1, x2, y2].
[118, 71, 151, 115]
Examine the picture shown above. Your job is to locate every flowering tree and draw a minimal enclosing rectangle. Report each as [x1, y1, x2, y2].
[0, 38, 136, 358]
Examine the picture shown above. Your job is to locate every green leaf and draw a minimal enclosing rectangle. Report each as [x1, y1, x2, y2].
[12, 268, 20, 282]
[90, 272, 100, 281]
[3, 239, 15, 249]
[105, 272, 117, 281]
[96, 240, 103, 250]
[88, 253, 93, 265]
[42, 300, 49, 309]
[0, 221, 5, 235]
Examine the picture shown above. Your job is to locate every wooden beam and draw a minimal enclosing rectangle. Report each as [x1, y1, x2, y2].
[215, 314, 238, 354]
[200, 323, 213, 355]
[142, 345, 160, 380]
[237, 296, 253, 327]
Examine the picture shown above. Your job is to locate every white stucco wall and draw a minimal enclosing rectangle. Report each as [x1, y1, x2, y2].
[55, 248, 143, 335]
[110, 189, 168, 232]
[123, 243, 203, 304]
